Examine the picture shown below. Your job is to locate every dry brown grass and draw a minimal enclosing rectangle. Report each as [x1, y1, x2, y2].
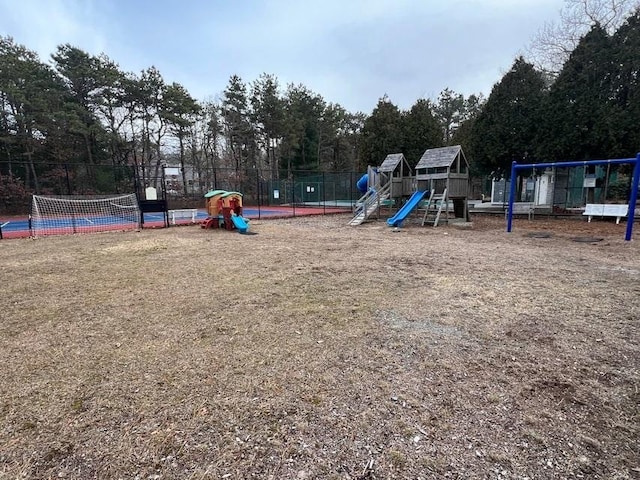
[1, 214, 639, 479]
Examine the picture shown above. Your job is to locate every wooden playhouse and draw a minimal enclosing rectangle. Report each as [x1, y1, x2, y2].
[415, 145, 470, 224]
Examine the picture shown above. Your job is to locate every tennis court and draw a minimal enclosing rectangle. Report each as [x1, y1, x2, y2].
[0, 205, 350, 239]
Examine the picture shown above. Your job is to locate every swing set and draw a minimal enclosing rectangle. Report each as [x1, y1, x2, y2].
[506, 153, 640, 241]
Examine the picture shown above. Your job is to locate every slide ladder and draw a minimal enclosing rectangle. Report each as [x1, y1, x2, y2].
[421, 188, 449, 227]
[348, 182, 391, 226]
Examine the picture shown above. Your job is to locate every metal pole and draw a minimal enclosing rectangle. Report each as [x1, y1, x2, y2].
[162, 166, 168, 228]
[350, 172, 354, 210]
[292, 171, 295, 218]
[64, 163, 72, 195]
[133, 163, 139, 200]
[513, 158, 632, 169]
[625, 154, 640, 242]
[257, 168, 261, 220]
[114, 163, 119, 194]
[506, 161, 517, 232]
[323, 172, 326, 215]
[603, 162, 611, 202]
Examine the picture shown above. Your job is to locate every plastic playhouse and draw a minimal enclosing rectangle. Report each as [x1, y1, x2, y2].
[201, 190, 250, 233]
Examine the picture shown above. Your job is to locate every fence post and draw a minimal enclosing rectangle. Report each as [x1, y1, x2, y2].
[350, 172, 354, 209]
[292, 171, 296, 217]
[64, 164, 72, 195]
[323, 172, 326, 215]
[257, 168, 261, 220]
[506, 161, 517, 232]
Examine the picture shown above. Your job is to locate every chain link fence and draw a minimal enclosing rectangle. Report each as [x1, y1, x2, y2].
[3, 161, 633, 218]
[0, 161, 365, 216]
[0, 162, 136, 215]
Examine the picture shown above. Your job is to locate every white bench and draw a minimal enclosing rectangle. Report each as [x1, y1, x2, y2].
[506, 202, 534, 220]
[168, 208, 198, 225]
[583, 204, 628, 224]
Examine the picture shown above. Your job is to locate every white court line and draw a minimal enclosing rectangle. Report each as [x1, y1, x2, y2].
[1, 221, 8, 228]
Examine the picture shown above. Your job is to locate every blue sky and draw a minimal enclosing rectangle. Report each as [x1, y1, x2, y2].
[0, 0, 565, 113]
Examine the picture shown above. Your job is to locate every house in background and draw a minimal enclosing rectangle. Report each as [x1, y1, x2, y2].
[163, 165, 202, 195]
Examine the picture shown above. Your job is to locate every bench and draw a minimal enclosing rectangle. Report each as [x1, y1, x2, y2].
[168, 208, 198, 225]
[583, 204, 628, 224]
[506, 202, 534, 220]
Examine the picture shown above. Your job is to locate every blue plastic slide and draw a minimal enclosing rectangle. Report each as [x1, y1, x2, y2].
[356, 174, 368, 194]
[386, 191, 427, 227]
[231, 214, 249, 233]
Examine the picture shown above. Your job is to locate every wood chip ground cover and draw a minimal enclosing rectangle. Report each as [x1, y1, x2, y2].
[0, 214, 638, 479]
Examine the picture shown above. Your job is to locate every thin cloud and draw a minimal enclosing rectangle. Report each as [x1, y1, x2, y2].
[0, 0, 564, 112]
[0, 0, 112, 61]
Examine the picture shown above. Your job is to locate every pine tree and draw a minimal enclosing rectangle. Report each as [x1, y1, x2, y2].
[359, 96, 403, 166]
[162, 82, 200, 192]
[221, 75, 255, 182]
[470, 58, 546, 175]
[250, 74, 285, 177]
[608, 9, 640, 157]
[401, 99, 442, 166]
[0, 37, 69, 190]
[52, 45, 108, 165]
[538, 25, 615, 161]
[281, 84, 325, 174]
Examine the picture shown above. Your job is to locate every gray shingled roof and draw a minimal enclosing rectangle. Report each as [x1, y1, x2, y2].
[378, 153, 405, 173]
[416, 146, 464, 169]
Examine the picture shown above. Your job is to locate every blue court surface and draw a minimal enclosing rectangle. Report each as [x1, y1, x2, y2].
[1, 205, 349, 238]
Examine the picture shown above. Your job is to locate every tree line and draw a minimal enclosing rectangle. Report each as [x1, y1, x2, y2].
[333, 6, 639, 178]
[0, 38, 481, 194]
[1, 4, 638, 199]
[467, 9, 640, 178]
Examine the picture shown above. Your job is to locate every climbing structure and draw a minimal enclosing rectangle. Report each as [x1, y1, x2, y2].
[415, 146, 470, 226]
[202, 190, 248, 233]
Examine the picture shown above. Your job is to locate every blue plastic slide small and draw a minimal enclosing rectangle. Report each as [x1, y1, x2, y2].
[231, 214, 249, 233]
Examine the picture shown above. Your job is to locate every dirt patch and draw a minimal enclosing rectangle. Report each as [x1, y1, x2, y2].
[523, 231, 554, 238]
[0, 214, 638, 479]
[571, 236, 605, 243]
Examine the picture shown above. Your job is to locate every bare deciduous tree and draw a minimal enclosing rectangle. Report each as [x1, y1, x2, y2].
[525, 0, 637, 74]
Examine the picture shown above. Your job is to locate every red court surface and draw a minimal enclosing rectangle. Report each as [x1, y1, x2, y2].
[0, 205, 351, 239]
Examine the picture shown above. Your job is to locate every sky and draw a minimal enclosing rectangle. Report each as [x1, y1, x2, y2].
[0, 0, 566, 113]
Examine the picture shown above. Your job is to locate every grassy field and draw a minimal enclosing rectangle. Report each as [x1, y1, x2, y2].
[1, 214, 638, 479]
